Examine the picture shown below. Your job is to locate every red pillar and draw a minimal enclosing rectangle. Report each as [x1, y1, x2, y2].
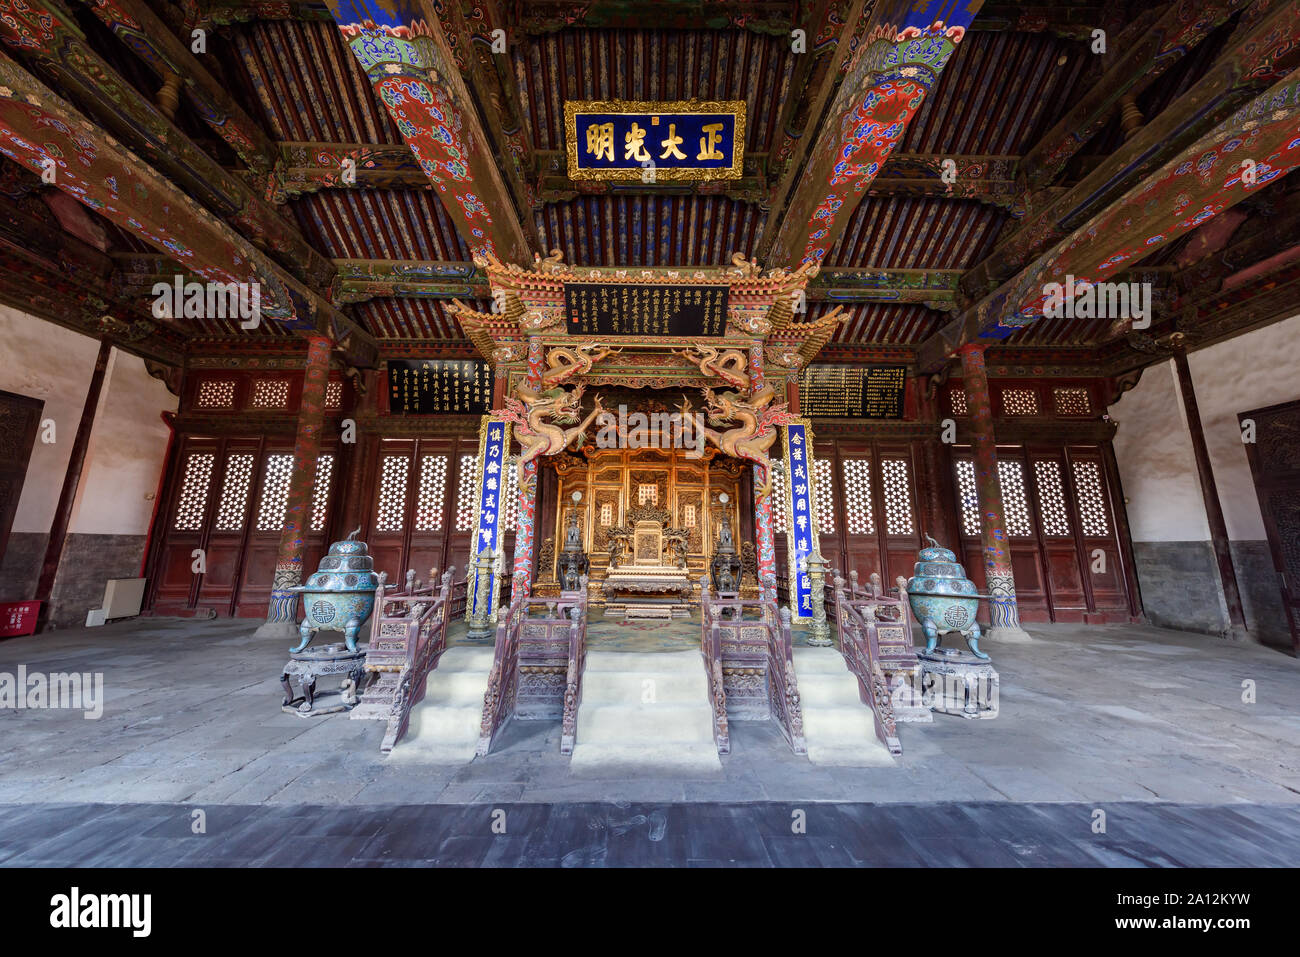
[749, 342, 777, 604]
[257, 335, 331, 638]
[35, 338, 111, 631]
[510, 337, 543, 599]
[960, 344, 1031, 643]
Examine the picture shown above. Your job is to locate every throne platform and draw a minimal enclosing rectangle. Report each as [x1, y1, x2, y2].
[603, 512, 693, 619]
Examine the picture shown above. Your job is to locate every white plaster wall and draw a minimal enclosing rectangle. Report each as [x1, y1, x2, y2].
[69, 350, 175, 535]
[1187, 313, 1300, 540]
[1110, 359, 1209, 541]
[0, 305, 176, 536]
[0, 305, 100, 533]
[1110, 312, 1300, 542]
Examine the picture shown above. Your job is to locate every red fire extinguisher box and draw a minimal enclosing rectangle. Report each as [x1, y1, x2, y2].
[0, 601, 40, 637]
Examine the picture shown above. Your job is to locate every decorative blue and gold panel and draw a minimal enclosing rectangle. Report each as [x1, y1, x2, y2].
[564, 99, 746, 181]
[782, 420, 821, 621]
[468, 417, 511, 621]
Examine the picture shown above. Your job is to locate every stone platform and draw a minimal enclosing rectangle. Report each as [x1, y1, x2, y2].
[0, 616, 1297, 806]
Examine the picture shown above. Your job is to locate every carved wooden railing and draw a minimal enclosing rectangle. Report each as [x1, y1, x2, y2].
[700, 574, 806, 755]
[477, 576, 589, 756]
[559, 577, 589, 755]
[352, 566, 454, 753]
[832, 570, 930, 756]
[698, 574, 731, 754]
[448, 576, 469, 620]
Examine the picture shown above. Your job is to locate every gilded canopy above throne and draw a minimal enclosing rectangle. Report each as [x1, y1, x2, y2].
[447, 250, 846, 390]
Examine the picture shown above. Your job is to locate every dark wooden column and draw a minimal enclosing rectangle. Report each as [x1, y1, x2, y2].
[34, 338, 112, 630]
[960, 344, 1032, 643]
[785, 376, 800, 416]
[256, 335, 331, 639]
[1170, 340, 1249, 637]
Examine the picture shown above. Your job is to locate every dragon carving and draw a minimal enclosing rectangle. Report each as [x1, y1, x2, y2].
[674, 345, 751, 391]
[541, 342, 622, 389]
[500, 381, 605, 491]
[692, 383, 794, 498]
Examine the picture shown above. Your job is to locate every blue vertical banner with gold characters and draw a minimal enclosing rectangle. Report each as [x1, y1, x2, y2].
[565, 100, 746, 181]
[469, 416, 511, 620]
[782, 421, 820, 621]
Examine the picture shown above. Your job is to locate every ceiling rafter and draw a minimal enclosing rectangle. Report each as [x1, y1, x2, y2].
[0, 0, 334, 289]
[0, 50, 378, 366]
[760, 0, 987, 269]
[75, 0, 279, 173]
[321, 0, 535, 264]
[916, 66, 1300, 371]
[959, 0, 1300, 301]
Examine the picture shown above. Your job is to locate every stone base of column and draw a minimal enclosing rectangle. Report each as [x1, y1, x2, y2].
[1222, 623, 1256, 643]
[255, 585, 299, 640]
[987, 624, 1034, 643]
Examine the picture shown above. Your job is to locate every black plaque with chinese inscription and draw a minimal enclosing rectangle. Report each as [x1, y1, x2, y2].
[563, 282, 728, 337]
[799, 364, 906, 418]
[860, 365, 906, 419]
[388, 359, 491, 414]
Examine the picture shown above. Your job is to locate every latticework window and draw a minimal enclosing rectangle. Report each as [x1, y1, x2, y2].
[813, 457, 835, 534]
[454, 454, 477, 531]
[1033, 460, 1071, 536]
[375, 455, 410, 532]
[196, 380, 235, 409]
[881, 459, 915, 536]
[325, 380, 343, 409]
[637, 483, 658, 505]
[600, 502, 613, 527]
[214, 453, 255, 532]
[770, 461, 788, 533]
[955, 460, 980, 537]
[311, 454, 334, 532]
[1001, 388, 1039, 415]
[997, 459, 1033, 537]
[1072, 460, 1111, 536]
[949, 389, 968, 416]
[842, 458, 874, 535]
[1052, 387, 1091, 416]
[173, 452, 215, 530]
[414, 454, 449, 531]
[500, 457, 519, 530]
[255, 453, 294, 531]
[250, 379, 290, 409]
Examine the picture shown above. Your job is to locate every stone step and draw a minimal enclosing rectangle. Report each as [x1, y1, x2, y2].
[576, 703, 716, 744]
[792, 646, 894, 767]
[394, 645, 493, 763]
[570, 649, 721, 773]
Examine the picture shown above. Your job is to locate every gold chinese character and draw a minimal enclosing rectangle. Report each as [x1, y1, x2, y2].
[624, 122, 650, 162]
[660, 123, 686, 160]
[697, 123, 725, 160]
[586, 122, 614, 162]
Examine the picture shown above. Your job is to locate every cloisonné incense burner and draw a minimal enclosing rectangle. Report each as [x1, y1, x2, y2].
[289, 529, 380, 653]
[904, 536, 989, 660]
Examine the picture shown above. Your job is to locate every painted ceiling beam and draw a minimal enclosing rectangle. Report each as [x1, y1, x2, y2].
[0, 51, 378, 366]
[511, 2, 798, 35]
[915, 66, 1300, 372]
[960, 0, 1300, 300]
[759, 0, 871, 258]
[428, 0, 535, 218]
[808, 267, 963, 308]
[0, 0, 333, 289]
[75, 0, 279, 174]
[1018, 0, 1254, 193]
[761, 0, 986, 269]
[968, 3, 1105, 38]
[322, 0, 535, 263]
[202, 0, 333, 26]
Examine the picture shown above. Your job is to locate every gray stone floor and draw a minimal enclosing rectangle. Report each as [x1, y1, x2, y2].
[0, 616, 1297, 806]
